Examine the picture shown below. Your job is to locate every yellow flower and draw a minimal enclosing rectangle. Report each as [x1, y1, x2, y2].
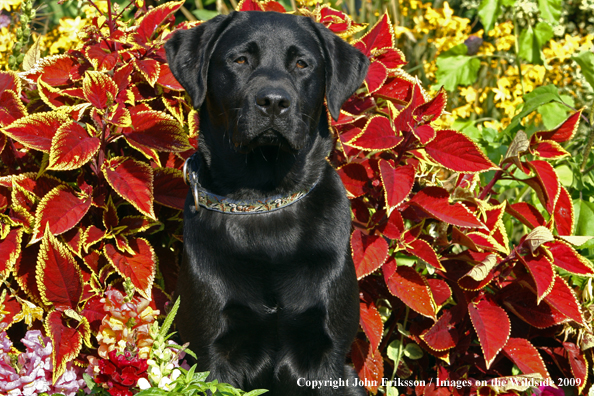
[0, 0, 22, 11]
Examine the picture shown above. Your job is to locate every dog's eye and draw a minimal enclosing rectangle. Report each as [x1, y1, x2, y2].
[234, 56, 248, 64]
[296, 60, 307, 69]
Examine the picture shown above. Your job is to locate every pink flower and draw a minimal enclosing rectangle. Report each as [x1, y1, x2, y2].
[536, 386, 565, 396]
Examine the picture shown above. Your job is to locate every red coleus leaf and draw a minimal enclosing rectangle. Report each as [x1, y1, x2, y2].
[393, 83, 425, 133]
[36, 226, 83, 309]
[506, 202, 546, 229]
[379, 210, 404, 240]
[2, 111, 69, 152]
[157, 64, 184, 91]
[351, 229, 389, 279]
[0, 90, 27, 127]
[351, 339, 383, 395]
[519, 253, 554, 303]
[102, 157, 155, 219]
[45, 310, 87, 383]
[527, 160, 560, 213]
[409, 186, 486, 229]
[62, 227, 84, 258]
[0, 70, 21, 94]
[346, 116, 403, 150]
[360, 300, 383, 352]
[553, 186, 573, 236]
[412, 124, 436, 145]
[502, 283, 568, 328]
[0, 227, 22, 275]
[374, 48, 406, 69]
[413, 87, 446, 125]
[426, 278, 451, 307]
[0, 294, 20, 329]
[502, 338, 550, 378]
[84, 225, 107, 253]
[543, 275, 585, 326]
[563, 342, 587, 394]
[84, 44, 118, 72]
[364, 61, 388, 93]
[134, 0, 184, 44]
[405, 238, 444, 271]
[134, 58, 161, 87]
[384, 258, 436, 319]
[153, 167, 188, 210]
[532, 140, 569, 159]
[532, 110, 581, 143]
[546, 240, 594, 276]
[356, 12, 394, 56]
[379, 162, 415, 214]
[104, 237, 156, 298]
[82, 71, 117, 110]
[31, 185, 92, 244]
[425, 129, 498, 173]
[237, 0, 265, 11]
[337, 163, 368, 198]
[35, 55, 77, 86]
[48, 122, 100, 171]
[468, 298, 510, 369]
[81, 294, 105, 333]
[421, 309, 458, 351]
[374, 77, 413, 102]
[122, 110, 191, 153]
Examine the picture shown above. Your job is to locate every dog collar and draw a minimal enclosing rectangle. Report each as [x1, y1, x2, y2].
[183, 152, 317, 214]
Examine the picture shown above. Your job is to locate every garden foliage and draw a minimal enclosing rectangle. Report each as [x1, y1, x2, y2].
[0, 0, 593, 395]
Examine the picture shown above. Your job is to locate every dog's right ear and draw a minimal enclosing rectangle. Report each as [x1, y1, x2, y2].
[165, 14, 234, 109]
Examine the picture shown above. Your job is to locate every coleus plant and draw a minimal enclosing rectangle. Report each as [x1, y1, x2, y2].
[0, 1, 592, 395]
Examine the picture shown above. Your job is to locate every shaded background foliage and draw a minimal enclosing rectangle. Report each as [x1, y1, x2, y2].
[0, 0, 594, 395]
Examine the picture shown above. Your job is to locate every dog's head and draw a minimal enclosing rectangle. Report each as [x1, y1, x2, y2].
[165, 11, 368, 154]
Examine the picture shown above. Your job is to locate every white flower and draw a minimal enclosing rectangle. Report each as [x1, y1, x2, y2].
[171, 369, 182, 381]
[158, 376, 173, 391]
[137, 378, 151, 390]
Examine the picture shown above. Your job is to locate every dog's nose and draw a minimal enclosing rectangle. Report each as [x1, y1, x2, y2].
[255, 89, 291, 116]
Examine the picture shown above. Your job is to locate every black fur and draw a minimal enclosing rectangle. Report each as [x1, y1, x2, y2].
[165, 11, 369, 396]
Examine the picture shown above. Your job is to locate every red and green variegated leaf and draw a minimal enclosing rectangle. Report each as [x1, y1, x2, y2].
[546, 240, 594, 276]
[360, 301, 383, 352]
[409, 187, 486, 229]
[533, 110, 582, 143]
[379, 161, 415, 214]
[405, 238, 444, 271]
[102, 157, 155, 219]
[35, 55, 77, 86]
[31, 185, 92, 244]
[122, 110, 191, 152]
[0, 70, 21, 95]
[503, 338, 550, 379]
[351, 339, 383, 395]
[153, 167, 188, 210]
[134, 0, 184, 43]
[553, 186, 574, 236]
[425, 129, 498, 173]
[337, 163, 368, 198]
[356, 12, 394, 56]
[351, 230, 389, 279]
[82, 71, 117, 110]
[506, 202, 546, 229]
[426, 278, 451, 308]
[421, 309, 458, 351]
[36, 226, 83, 309]
[157, 64, 184, 91]
[544, 275, 585, 326]
[384, 258, 436, 319]
[346, 116, 403, 151]
[84, 44, 118, 72]
[0, 90, 28, 127]
[413, 87, 446, 124]
[83, 225, 106, 253]
[0, 227, 22, 275]
[48, 122, 100, 171]
[2, 111, 69, 152]
[104, 238, 156, 298]
[468, 298, 510, 369]
[527, 160, 560, 213]
[563, 342, 588, 394]
[364, 61, 388, 93]
[106, 103, 132, 127]
[44, 310, 84, 383]
[532, 140, 569, 159]
[14, 244, 43, 304]
[133, 58, 161, 87]
[502, 283, 569, 328]
[519, 253, 554, 303]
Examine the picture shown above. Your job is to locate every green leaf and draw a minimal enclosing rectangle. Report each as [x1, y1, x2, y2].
[573, 51, 594, 90]
[159, 296, 180, 339]
[555, 165, 573, 187]
[573, 199, 594, 249]
[134, 388, 169, 396]
[82, 373, 96, 391]
[503, 85, 563, 136]
[478, 0, 502, 32]
[387, 339, 402, 362]
[436, 45, 481, 91]
[243, 390, 269, 396]
[192, 9, 219, 20]
[403, 342, 423, 360]
[534, 22, 554, 47]
[192, 370, 210, 382]
[539, 102, 569, 129]
[538, 0, 562, 23]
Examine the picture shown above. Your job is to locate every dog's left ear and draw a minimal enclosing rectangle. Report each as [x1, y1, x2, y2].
[165, 13, 235, 109]
[312, 23, 370, 121]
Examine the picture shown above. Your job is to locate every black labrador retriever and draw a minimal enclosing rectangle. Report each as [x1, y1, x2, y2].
[165, 10, 369, 396]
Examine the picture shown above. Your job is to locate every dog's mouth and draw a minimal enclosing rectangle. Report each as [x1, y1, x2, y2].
[239, 129, 297, 153]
